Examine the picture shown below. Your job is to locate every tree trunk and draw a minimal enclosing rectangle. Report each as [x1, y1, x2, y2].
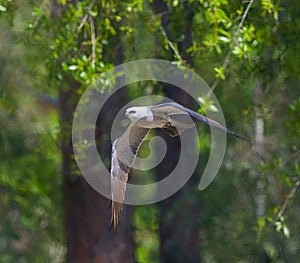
[55, 0, 136, 258]
[60, 82, 135, 263]
[152, 2, 201, 262]
[156, 87, 201, 263]
[253, 82, 265, 218]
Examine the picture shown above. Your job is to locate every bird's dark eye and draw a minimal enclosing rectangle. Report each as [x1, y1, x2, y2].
[129, 110, 136, 114]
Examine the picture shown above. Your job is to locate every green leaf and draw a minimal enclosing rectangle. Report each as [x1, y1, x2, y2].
[283, 226, 290, 238]
[218, 36, 230, 43]
[68, 65, 78, 71]
[275, 221, 281, 232]
[0, 5, 7, 12]
[59, 0, 66, 5]
[214, 66, 225, 80]
[32, 7, 42, 16]
[172, 0, 179, 7]
[215, 44, 222, 54]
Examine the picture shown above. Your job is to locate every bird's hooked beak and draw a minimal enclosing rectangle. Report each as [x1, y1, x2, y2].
[125, 110, 130, 117]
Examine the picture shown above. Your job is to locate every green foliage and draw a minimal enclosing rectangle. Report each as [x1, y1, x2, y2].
[134, 205, 159, 263]
[2, 0, 300, 262]
[40, 0, 147, 90]
[0, 0, 16, 20]
[0, 1, 63, 262]
[0, 102, 63, 262]
[0, 0, 9, 12]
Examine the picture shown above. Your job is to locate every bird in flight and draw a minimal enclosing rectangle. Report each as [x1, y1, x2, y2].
[110, 102, 248, 230]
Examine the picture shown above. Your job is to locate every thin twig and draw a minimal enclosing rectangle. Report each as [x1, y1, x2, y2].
[159, 25, 184, 63]
[89, 16, 96, 68]
[78, 0, 96, 32]
[207, 0, 255, 98]
[210, 52, 231, 92]
[78, 13, 89, 31]
[277, 179, 300, 219]
[237, 0, 255, 34]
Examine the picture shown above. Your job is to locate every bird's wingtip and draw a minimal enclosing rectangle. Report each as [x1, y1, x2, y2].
[232, 132, 252, 143]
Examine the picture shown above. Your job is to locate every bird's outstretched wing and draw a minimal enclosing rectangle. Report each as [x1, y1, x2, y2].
[151, 102, 249, 141]
[151, 102, 188, 116]
[111, 122, 149, 230]
[151, 103, 195, 136]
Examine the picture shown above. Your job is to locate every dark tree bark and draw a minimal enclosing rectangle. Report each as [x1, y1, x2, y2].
[152, 1, 202, 262]
[60, 81, 135, 263]
[156, 87, 201, 263]
[56, 2, 136, 262]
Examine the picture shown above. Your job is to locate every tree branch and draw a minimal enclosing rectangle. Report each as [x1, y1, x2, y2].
[277, 179, 300, 219]
[159, 25, 184, 63]
[207, 0, 255, 97]
[78, 0, 96, 32]
[89, 16, 96, 69]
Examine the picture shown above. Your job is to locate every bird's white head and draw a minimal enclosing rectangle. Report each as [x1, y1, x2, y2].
[125, 106, 152, 121]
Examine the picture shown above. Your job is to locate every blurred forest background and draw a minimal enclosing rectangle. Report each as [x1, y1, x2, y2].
[1, 0, 300, 262]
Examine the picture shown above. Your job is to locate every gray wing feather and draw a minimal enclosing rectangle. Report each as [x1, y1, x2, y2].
[185, 108, 249, 141]
[151, 103, 195, 135]
[151, 102, 248, 141]
[151, 102, 187, 116]
[111, 123, 149, 230]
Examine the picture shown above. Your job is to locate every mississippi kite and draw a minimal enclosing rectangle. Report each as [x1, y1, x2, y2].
[110, 102, 247, 230]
